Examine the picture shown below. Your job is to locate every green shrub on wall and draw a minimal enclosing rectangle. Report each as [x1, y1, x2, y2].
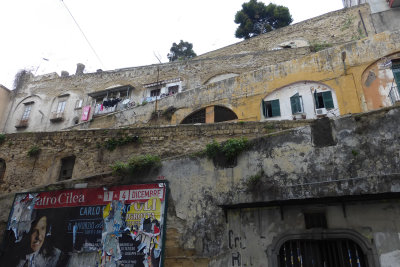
[103, 135, 141, 151]
[0, 134, 5, 145]
[205, 137, 249, 167]
[111, 155, 161, 176]
[27, 146, 41, 157]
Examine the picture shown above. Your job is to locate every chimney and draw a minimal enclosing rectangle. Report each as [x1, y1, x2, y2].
[61, 71, 69, 77]
[75, 63, 85, 75]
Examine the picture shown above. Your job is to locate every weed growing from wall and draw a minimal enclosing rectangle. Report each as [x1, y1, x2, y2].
[205, 138, 249, 167]
[27, 146, 41, 157]
[103, 135, 141, 151]
[0, 134, 5, 145]
[310, 41, 333, 52]
[247, 169, 265, 191]
[111, 154, 161, 176]
[222, 138, 249, 160]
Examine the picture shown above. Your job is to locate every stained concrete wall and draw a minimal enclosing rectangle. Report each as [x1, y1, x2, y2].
[0, 105, 400, 266]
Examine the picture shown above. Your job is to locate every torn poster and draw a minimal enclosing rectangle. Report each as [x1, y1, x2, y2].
[0, 182, 168, 267]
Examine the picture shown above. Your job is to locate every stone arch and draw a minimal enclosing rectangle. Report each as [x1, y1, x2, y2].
[204, 73, 239, 85]
[181, 105, 238, 124]
[360, 52, 400, 111]
[0, 158, 5, 182]
[13, 95, 42, 114]
[261, 81, 340, 121]
[267, 229, 379, 267]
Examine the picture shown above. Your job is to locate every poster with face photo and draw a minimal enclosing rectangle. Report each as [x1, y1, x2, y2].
[0, 182, 168, 267]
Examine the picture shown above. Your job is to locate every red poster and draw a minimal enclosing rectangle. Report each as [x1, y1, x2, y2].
[0, 182, 168, 267]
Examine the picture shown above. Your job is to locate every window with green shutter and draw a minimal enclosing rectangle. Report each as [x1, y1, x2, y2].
[290, 93, 303, 114]
[262, 99, 281, 118]
[392, 63, 400, 94]
[314, 91, 334, 109]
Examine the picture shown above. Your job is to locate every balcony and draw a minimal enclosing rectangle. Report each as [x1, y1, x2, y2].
[15, 119, 29, 129]
[50, 112, 65, 122]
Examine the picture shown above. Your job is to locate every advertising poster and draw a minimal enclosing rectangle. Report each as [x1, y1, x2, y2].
[0, 182, 168, 267]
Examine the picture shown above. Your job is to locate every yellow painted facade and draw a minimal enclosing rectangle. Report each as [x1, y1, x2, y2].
[171, 31, 400, 125]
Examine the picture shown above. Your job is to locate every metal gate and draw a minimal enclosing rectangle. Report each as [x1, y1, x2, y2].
[278, 239, 368, 267]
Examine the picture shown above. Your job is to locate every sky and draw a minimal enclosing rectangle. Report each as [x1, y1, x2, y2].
[0, 0, 344, 89]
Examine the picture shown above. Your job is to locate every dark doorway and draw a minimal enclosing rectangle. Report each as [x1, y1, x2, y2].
[0, 159, 5, 182]
[59, 156, 76, 181]
[278, 238, 368, 267]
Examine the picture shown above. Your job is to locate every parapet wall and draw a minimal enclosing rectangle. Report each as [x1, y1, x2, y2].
[196, 4, 375, 60]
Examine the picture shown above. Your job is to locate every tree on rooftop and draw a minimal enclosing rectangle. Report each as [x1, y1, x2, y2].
[234, 0, 293, 39]
[167, 40, 197, 62]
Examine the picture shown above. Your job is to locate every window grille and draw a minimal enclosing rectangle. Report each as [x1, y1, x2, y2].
[278, 239, 368, 267]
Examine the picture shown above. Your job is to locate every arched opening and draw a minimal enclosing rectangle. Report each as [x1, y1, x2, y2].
[0, 159, 5, 182]
[262, 81, 340, 121]
[269, 230, 378, 267]
[59, 156, 76, 181]
[278, 238, 368, 267]
[181, 106, 238, 124]
[214, 106, 238, 122]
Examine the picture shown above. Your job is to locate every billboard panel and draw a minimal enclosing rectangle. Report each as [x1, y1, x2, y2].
[0, 182, 168, 267]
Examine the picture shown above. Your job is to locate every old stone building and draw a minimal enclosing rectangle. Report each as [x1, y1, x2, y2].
[1, 2, 400, 267]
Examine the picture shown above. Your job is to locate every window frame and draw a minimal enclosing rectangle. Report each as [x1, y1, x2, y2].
[56, 100, 66, 114]
[21, 104, 32, 121]
[262, 99, 281, 118]
[314, 91, 335, 109]
[391, 62, 400, 94]
[150, 88, 161, 97]
[290, 93, 304, 114]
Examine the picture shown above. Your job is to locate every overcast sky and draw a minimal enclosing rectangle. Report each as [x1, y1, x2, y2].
[0, 0, 344, 89]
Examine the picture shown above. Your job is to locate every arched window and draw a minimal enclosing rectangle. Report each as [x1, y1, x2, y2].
[181, 106, 238, 124]
[181, 109, 206, 124]
[0, 159, 5, 182]
[59, 156, 76, 181]
[214, 106, 238, 122]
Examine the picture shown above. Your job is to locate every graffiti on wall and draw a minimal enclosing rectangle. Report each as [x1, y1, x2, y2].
[0, 182, 168, 267]
[228, 230, 247, 267]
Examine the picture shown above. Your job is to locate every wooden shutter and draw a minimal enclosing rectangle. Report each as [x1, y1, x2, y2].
[271, 99, 281, 117]
[290, 93, 301, 114]
[262, 100, 267, 117]
[322, 91, 334, 109]
[392, 63, 400, 94]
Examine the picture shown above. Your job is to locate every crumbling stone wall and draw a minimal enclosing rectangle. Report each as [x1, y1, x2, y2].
[196, 4, 375, 60]
[0, 105, 400, 266]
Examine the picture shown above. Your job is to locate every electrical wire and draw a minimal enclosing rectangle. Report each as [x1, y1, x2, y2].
[60, 0, 105, 68]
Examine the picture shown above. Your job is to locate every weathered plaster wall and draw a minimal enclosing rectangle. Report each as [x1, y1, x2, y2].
[67, 30, 400, 130]
[262, 81, 340, 120]
[2, 5, 382, 134]
[361, 53, 400, 110]
[0, 105, 399, 266]
[3, 47, 311, 133]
